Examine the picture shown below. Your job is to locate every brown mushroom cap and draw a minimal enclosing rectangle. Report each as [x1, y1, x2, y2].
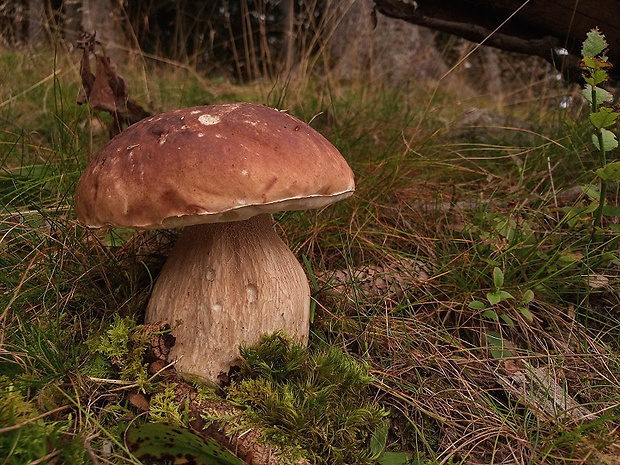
[75, 102, 355, 229]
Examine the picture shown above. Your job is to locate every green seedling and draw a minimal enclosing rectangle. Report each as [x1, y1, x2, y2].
[468, 267, 535, 326]
[580, 28, 620, 231]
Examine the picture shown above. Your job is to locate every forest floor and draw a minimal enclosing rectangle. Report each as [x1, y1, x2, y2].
[1, 45, 620, 464]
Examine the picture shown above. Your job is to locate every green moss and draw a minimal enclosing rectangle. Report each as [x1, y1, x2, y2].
[83, 315, 154, 391]
[149, 382, 193, 425]
[227, 333, 389, 464]
[0, 377, 88, 464]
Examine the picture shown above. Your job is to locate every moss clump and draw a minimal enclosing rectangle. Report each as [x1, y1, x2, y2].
[227, 333, 389, 464]
[0, 377, 88, 464]
[149, 382, 194, 425]
[83, 315, 152, 390]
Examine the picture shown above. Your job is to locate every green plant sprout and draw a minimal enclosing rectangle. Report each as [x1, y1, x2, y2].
[581, 28, 620, 231]
[469, 267, 535, 327]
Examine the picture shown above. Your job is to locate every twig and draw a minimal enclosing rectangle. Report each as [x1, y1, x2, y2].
[86, 357, 181, 393]
[83, 435, 101, 465]
[0, 405, 72, 434]
[85, 376, 136, 386]
[27, 450, 61, 465]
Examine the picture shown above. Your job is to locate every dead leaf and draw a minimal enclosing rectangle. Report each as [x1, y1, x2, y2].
[127, 392, 150, 411]
[503, 359, 521, 375]
[77, 31, 151, 138]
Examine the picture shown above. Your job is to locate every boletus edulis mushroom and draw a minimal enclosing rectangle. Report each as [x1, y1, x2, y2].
[75, 102, 355, 383]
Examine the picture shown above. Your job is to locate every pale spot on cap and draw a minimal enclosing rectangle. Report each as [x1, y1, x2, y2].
[199, 114, 220, 126]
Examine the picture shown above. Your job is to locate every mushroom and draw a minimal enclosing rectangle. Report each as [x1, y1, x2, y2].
[75, 102, 355, 383]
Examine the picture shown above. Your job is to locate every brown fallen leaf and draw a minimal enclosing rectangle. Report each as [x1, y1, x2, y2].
[77, 31, 151, 138]
[503, 359, 521, 376]
[127, 392, 150, 412]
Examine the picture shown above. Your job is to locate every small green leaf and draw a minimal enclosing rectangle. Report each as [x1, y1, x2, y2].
[601, 204, 620, 216]
[519, 306, 534, 323]
[370, 421, 389, 458]
[492, 267, 504, 289]
[377, 451, 423, 465]
[590, 107, 619, 129]
[126, 423, 244, 465]
[487, 331, 513, 359]
[497, 290, 515, 301]
[592, 128, 618, 152]
[582, 183, 601, 200]
[499, 313, 515, 327]
[596, 161, 620, 180]
[487, 331, 503, 346]
[468, 300, 487, 310]
[482, 309, 499, 321]
[522, 289, 534, 304]
[582, 85, 613, 105]
[489, 348, 506, 359]
[584, 201, 600, 214]
[585, 68, 609, 86]
[487, 292, 501, 305]
[560, 251, 583, 263]
[582, 56, 600, 71]
[487, 290, 513, 305]
[582, 29, 608, 57]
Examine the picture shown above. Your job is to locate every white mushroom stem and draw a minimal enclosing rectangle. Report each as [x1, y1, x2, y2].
[145, 214, 310, 383]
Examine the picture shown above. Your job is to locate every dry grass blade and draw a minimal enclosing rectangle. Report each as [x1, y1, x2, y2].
[0, 405, 72, 434]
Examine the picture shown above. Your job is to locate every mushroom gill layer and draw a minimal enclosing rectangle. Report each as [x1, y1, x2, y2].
[145, 214, 310, 383]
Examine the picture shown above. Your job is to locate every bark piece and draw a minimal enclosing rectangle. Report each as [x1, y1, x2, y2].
[498, 362, 596, 423]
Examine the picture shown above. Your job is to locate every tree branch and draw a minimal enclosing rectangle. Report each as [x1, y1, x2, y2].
[373, 0, 586, 82]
